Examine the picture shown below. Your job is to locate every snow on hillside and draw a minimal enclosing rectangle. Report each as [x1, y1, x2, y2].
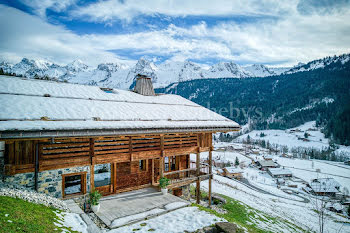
[244, 64, 276, 77]
[285, 53, 350, 74]
[200, 174, 349, 233]
[275, 157, 350, 191]
[237, 121, 350, 157]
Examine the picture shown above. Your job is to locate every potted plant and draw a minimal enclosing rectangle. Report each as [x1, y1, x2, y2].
[159, 177, 170, 195]
[89, 190, 102, 213]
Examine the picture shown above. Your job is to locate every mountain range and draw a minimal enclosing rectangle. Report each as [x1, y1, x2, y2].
[156, 53, 350, 146]
[0, 56, 319, 89]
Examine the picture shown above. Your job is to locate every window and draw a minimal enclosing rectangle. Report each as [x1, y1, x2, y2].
[62, 172, 86, 197]
[94, 163, 111, 187]
[139, 160, 146, 171]
[171, 156, 176, 171]
[164, 157, 169, 172]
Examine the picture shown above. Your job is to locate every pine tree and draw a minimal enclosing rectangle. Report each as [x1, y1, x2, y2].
[235, 157, 239, 166]
[247, 135, 251, 144]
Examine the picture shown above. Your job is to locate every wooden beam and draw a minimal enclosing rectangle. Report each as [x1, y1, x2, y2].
[160, 135, 164, 178]
[196, 151, 200, 204]
[90, 164, 95, 191]
[89, 138, 95, 165]
[151, 159, 155, 185]
[208, 146, 212, 208]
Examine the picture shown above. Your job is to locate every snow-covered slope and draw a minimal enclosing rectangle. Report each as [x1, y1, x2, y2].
[285, 54, 350, 74]
[244, 64, 276, 77]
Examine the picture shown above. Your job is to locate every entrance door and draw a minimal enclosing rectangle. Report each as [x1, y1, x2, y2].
[93, 163, 113, 195]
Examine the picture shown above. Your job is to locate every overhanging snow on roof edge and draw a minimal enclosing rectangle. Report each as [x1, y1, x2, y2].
[0, 126, 240, 139]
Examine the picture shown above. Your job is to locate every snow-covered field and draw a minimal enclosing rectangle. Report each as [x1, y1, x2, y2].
[275, 157, 350, 192]
[236, 121, 350, 157]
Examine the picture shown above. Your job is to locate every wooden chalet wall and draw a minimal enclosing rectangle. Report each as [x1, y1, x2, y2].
[3, 132, 212, 175]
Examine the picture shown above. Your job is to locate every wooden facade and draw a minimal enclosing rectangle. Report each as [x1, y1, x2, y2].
[3, 132, 213, 201]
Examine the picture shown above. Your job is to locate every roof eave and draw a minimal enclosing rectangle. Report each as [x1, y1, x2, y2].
[0, 126, 240, 139]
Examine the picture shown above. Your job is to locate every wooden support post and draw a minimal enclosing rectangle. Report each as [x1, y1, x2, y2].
[89, 138, 95, 165]
[89, 138, 95, 192]
[128, 136, 133, 161]
[160, 135, 164, 178]
[196, 151, 200, 204]
[208, 148, 213, 208]
[151, 159, 155, 185]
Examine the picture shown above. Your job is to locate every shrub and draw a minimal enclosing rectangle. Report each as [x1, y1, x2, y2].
[159, 177, 170, 189]
[89, 190, 102, 206]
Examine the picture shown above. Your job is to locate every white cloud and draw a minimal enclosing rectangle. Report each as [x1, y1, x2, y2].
[71, 0, 293, 23]
[0, 5, 132, 66]
[21, 0, 77, 18]
[1, 1, 350, 67]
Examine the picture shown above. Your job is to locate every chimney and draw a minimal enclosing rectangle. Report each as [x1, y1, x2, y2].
[134, 74, 155, 96]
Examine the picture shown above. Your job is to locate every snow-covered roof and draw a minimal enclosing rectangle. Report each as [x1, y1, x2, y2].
[268, 168, 292, 176]
[257, 160, 277, 167]
[310, 178, 341, 193]
[224, 166, 243, 173]
[326, 202, 343, 211]
[0, 76, 240, 138]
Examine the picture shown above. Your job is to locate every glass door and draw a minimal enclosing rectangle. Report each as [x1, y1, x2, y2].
[94, 163, 112, 195]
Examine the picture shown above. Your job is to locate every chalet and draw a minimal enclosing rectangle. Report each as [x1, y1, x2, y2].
[267, 168, 292, 178]
[257, 160, 277, 170]
[223, 167, 243, 179]
[326, 202, 343, 213]
[263, 155, 273, 160]
[0, 75, 240, 205]
[309, 178, 341, 196]
[216, 168, 224, 176]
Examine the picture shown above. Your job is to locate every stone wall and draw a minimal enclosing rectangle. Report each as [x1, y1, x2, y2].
[181, 184, 191, 200]
[2, 165, 91, 198]
[0, 141, 4, 181]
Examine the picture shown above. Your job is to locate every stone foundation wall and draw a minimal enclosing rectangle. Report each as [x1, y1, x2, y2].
[2, 166, 91, 198]
[181, 184, 191, 200]
[0, 141, 4, 181]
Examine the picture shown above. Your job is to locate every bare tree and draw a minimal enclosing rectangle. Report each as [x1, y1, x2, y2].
[308, 176, 338, 233]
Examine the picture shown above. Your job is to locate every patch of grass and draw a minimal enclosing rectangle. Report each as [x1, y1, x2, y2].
[0, 196, 77, 233]
[140, 223, 147, 226]
[132, 228, 141, 231]
[147, 229, 155, 231]
[193, 194, 308, 233]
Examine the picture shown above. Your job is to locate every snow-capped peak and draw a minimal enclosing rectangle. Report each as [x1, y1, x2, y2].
[244, 64, 276, 77]
[206, 61, 251, 78]
[66, 59, 89, 72]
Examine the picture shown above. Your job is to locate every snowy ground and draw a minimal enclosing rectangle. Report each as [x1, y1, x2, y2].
[58, 212, 88, 233]
[201, 175, 350, 233]
[236, 121, 350, 157]
[275, 157, 350, 192]
[106, 207, 224, 233]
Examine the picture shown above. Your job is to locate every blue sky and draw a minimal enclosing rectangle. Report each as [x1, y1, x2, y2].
[0, 0, 349, 67]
